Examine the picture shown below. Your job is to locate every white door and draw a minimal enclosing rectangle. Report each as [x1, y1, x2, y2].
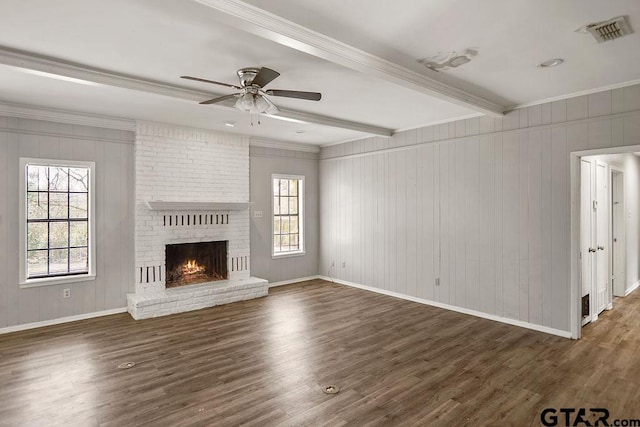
[595, 161, 609, 315]
[612, 170, 626, 297]
[580, 159, 594, 323]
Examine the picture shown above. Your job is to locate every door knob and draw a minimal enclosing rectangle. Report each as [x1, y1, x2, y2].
[597, 245, 605, 250]
[588, 247, 596, 253]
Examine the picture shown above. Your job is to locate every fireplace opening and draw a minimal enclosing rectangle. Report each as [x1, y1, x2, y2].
[165, 241, 228, 288]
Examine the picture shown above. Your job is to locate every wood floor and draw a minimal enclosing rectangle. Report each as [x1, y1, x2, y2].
[1, 279, 639, 426]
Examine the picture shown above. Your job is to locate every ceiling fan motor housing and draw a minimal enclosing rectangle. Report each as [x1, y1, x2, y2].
[237, 67, 261, 87]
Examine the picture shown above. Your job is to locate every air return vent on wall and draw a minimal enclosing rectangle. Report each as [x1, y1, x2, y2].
[582, 16, 633, 43]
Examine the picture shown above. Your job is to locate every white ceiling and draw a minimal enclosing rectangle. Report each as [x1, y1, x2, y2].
[0, 0, 639, 146]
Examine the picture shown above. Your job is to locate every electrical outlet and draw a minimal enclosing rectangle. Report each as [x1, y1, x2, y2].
[63, 288, 71, 299]
[435, 278, 440, 287]
[254, 210, 263, 218]
[341, 262, 346, 268]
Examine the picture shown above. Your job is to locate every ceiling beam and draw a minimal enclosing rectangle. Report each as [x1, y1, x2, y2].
[0, 46, 393, 137]
[191, 0, 505, 117]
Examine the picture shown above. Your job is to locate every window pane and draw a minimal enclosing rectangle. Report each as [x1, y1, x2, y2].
[69, 167, 89, 192]
[281, 234, 290, 248]
[273, 179, 280, 197]
[27, 223, 48, 250]
[279, 179, 289, 196]
[27, 192, 48, 219]
[70, 247, 88, 272]
[48, 167, 68, 191]
[49, 193, 68, 219]
[280, 197, 289, 214]
[273, 196, 280, 215]
[273, 217, 281, 234]
[27, 165, 49, 191]
[27, 250, 48, 277]
[290, 233, 299, 249]
[49, 249, 69, 274]
[50, 222, 68, 249]
[290, 216, 298, 233]
[273, 235, 281, 252]
[70, 222, 88, 247]
[281, 216, 290, 234]
[289, 180, 298, 196]
[289, 197, 298, 214]
[70, 193, 88, 219]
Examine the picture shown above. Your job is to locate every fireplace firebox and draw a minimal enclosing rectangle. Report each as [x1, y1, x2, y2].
[165, 241, 228, 288]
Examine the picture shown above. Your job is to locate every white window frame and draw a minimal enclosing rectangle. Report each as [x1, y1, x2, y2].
[19, 158, 96, 288]
[271, 174, 305, 259]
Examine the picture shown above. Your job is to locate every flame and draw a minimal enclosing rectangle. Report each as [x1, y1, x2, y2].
[182, 259, 205, 275]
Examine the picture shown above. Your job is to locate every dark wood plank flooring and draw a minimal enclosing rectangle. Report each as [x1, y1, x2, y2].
[1, 279, 639, 426]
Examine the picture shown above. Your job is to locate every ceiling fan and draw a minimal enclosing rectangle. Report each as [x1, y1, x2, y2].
[181, 67, 322, 117]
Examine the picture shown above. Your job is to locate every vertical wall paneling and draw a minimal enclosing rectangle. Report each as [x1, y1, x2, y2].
[249, 147, 319, 283]
[0, 117, 134, 328]
[502, 132, 519, 319]
[551, 127, 569, 331]
[318, 84, 640, 335]
[519, 131, 530, 321]
[466, 137, 480, 311]
[528, 130, 543, 325]
[0, 133, 8, 327]
[478, 135, 495, 314]
[406, 148, 417, 297]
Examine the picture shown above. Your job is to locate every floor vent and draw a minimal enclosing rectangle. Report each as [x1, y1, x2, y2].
[582, 16, 632, 43]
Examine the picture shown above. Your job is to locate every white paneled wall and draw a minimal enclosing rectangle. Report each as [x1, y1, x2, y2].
[249, 146, 319, 283]
[0, 116, 134, 328]
[320, 85, 640, 335]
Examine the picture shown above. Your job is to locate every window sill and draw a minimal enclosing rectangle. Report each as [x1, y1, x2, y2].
[20, 274, 96, 289]
[272, 251, 306, 260]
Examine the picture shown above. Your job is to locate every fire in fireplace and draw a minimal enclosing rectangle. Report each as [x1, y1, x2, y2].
[165, 241, 228, 288]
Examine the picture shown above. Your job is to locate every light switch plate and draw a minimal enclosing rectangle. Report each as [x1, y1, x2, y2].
[254, 210, 263, 218]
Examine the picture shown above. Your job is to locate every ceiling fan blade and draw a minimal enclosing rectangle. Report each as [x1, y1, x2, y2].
[252, 67, 280, 88]
[199, 93, 240, 105]
[265, 90, 322, 101]
[181, 75, 241, 90]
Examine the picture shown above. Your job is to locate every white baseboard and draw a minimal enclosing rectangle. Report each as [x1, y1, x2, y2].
[318, 276, 572, 339]
[625, 281, 640, 297]
[268, 275, 321, 288]
[0, 307, 128, 335]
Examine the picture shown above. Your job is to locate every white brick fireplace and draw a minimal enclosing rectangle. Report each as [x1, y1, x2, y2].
[127, 122, 268, 319]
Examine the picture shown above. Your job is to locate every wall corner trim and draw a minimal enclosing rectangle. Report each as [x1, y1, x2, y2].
[319, 276, 573, 339]
[0, 307, 128, 335]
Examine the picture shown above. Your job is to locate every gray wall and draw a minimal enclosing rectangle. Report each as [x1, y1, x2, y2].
[0, 116, 134, 328]
[319, 84, 640, 334]
[250, 146, 319, 283]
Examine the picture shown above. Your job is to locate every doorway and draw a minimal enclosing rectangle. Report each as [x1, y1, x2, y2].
[572, 147, 640, 338]
[579, 158, 610, 325]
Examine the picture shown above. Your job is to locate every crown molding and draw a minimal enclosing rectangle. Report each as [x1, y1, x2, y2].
[249, 137, 320, 153]
[0, 100, 136, 131]
[191, 0, 505, 117]
[0, 45, 393, 137]
[506, 79, 640, 111]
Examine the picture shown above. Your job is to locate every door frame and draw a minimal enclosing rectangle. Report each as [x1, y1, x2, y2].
[610, 165, 625, 300]
[570, 144, 640, 339]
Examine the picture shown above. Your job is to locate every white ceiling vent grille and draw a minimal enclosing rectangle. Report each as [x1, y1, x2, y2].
[584, 16, 632, 43]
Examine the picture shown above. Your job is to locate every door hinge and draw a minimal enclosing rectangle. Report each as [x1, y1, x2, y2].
[593, 200, 598, 210]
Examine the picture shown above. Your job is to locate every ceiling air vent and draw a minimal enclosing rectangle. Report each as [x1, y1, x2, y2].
[582, 16, 632, 43]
